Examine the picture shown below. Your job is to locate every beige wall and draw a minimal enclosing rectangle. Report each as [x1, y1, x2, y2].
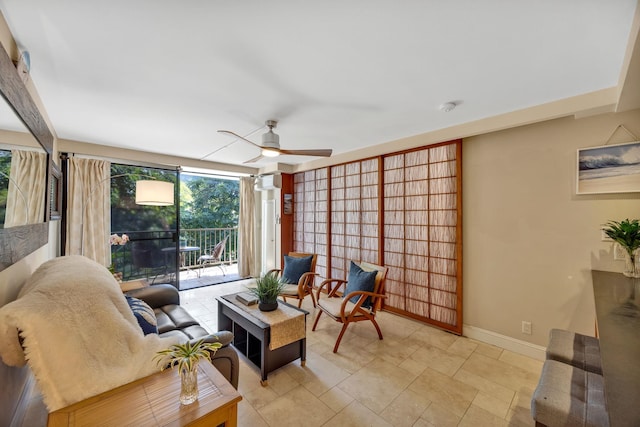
[463, 108, 640, 346]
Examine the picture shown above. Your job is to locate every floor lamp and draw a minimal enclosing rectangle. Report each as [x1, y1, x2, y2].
[80, 174, 174, 256]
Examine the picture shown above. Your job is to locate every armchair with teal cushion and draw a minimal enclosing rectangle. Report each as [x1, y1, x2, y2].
[267, 252, 318, 308]
[312, 261, 388, 353]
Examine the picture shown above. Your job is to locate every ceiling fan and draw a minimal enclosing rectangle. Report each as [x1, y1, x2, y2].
[218, 120, 332, 164]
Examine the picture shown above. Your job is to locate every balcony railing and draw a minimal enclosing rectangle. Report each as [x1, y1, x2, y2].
[179, 227, 239, 269]
[110, 227, 238, 283]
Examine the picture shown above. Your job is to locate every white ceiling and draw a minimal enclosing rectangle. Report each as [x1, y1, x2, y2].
[0, 1, 637, 170]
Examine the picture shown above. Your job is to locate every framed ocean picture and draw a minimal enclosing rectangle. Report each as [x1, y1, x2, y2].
[577, 141, 640, 194]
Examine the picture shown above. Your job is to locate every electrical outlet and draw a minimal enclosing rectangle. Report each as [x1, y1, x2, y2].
[521, 321, 532, 335]
[614, 243, 626, 261]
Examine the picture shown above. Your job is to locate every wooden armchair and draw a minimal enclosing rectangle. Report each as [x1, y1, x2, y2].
[268, 252, 318, 308]
[312, 261, 388, 353]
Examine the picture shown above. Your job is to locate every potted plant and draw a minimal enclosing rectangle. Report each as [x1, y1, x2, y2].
[249, 272, 286, 312]
[154, 339, 221, 405]
[603, 218, 640, 278]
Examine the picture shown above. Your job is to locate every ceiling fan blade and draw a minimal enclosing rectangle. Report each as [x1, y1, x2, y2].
[218, 130, 263, 150]
[243, 154, 264, 164]
[278, 148, 333, 157]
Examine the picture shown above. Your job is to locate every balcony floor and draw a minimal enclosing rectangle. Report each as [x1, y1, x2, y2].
[178, 262, 245, 291]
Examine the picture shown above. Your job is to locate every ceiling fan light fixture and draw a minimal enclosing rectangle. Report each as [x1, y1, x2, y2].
[262, 148, 280, 157]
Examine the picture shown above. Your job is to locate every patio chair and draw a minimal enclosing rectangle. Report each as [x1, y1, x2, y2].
[268, 252, 318, 308]
[312, 260, 388, 353]
[198, 235, 228, 276]
[131, 242, 168, 284]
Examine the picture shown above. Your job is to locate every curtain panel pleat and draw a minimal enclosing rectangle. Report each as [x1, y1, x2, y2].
[66, 157, 111, 266]
[238, 176, 256, 277]
[4, 149, 47, 227]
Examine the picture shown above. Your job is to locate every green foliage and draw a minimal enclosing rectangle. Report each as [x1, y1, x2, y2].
[0, 151, 10, 226]
[603, 218, 640, 255]
[248, 272, 286, 303]
[180, 175, 239, 229]
[111, 164, 177, 232]
[154, 338, 222, 372]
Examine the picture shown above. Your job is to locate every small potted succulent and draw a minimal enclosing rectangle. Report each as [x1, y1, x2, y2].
[603, 218, 640, 278]
[154, 339, 221, 405]
[249, 272, 286, 312]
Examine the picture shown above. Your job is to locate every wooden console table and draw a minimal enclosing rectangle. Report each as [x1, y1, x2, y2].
[592, 270, 640, 427]
[47, 361, 241, 427]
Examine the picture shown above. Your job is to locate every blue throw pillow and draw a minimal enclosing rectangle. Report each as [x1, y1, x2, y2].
[125, 295, 158, 335]
[344, 261, 378, 308]
[282, 255, 313, 284]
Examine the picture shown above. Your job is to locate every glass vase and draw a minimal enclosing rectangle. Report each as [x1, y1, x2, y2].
[179, 361, 199, 405]
[623, 249, 640, 278]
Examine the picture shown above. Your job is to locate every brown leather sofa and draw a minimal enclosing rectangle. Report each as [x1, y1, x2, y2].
[126, 284, 239, 389]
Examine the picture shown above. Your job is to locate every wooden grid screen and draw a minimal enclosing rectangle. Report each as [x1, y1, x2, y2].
[292, 169, 328, 281]
[383, 143, 460, 331]
[291, 140, 461, 333]
[329, 159, 379, 280]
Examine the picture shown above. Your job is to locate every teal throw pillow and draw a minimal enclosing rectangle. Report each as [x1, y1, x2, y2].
[125, 295, 158, 335]
[282, 255, 313, 284]
[344, 261, 377, 308]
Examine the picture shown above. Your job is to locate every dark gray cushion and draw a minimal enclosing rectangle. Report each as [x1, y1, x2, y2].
[344, 261, 377, 308]
[282, 255, 313, 284]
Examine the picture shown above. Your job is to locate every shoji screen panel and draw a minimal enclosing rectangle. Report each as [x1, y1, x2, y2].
[330, 159, 379, 280]
[314, 168, 329, 280]
[292, 169, 329, 282]
[330, 164, 347, 279]
[359, 159, 380, 265]
[383, 142, 461, 333]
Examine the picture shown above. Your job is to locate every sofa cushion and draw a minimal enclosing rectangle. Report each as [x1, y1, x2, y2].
[282, 255, 313, 284]
[124, 296, 158, 335]
[344, 261, 377, 308]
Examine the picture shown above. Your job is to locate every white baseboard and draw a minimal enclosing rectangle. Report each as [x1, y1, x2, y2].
[463, 324, 546, 361]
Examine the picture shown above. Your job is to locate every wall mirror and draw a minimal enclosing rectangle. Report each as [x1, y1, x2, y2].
[0, 40, 54, 271]
[0, 103, 48, 229]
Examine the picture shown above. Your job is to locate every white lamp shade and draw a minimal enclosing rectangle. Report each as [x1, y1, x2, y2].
[261, 148, 280, 157]
[135, 180, 174, 206]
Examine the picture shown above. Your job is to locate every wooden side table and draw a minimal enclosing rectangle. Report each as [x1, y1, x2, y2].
[48, 361, 241, 427]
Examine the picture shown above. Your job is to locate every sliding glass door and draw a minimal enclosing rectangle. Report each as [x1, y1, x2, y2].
[110, 164, 179, 286]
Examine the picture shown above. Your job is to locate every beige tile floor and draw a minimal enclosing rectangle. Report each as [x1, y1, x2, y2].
[180, 280, 541, 427]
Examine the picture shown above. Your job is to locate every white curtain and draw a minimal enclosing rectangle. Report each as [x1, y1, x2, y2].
[66, 157, 111, 266]
[238, 176, 256, 277]
[4, 149, 47, 227]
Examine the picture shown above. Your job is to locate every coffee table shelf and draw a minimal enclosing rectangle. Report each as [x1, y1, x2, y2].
[217, 294, 308, 385]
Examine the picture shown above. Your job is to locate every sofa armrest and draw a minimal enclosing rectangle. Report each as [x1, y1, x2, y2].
[189, 330, 233, 348]
[126, 284, 180, 308]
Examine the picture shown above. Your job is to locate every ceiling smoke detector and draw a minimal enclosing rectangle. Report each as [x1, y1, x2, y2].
[439, 102, 457, 112]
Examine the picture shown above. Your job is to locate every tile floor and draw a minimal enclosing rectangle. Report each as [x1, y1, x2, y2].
[181, 280, 542, 427]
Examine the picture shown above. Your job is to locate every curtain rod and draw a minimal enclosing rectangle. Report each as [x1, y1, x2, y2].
[62, 152, 180, 171]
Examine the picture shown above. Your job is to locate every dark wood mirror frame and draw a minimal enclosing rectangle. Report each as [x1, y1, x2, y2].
[0, 40, 54, 271]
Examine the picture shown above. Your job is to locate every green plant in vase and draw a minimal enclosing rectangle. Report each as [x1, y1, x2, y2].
[603, 218, 640, 278]
[248, 272, 286, 311]
[154, 339, 221, 405]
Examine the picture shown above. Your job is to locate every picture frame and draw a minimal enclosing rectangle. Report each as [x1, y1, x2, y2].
[576, 140, 640, 194]
[49, 161, 62, 220]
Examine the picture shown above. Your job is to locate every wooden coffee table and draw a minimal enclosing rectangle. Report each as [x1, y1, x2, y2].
[217, 293, 308, 385]
[47, 361, 241, 426]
